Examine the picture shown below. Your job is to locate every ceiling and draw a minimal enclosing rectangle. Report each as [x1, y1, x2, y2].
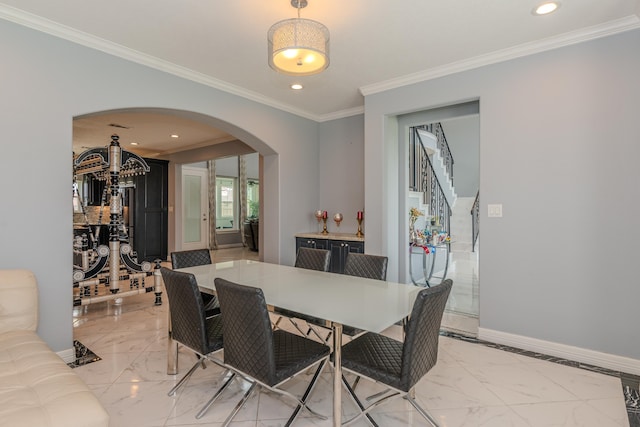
[2, 0, 639, 156]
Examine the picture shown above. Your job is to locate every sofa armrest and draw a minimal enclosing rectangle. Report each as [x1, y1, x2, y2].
[0, 269, 38, 334]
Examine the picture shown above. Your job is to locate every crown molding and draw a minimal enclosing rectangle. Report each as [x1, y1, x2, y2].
[317, 105, 365, 122]
[360, 15, 640, 97]
[3, 5, 639, 122]
[0, 4, 322, 122]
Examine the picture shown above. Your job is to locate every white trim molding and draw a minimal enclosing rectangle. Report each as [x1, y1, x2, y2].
[360, 15, 640, 97]
[0, 4, 319, 122]
[479, 327, 640, 376]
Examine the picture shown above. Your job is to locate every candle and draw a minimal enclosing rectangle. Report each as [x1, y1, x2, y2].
[357, 211, 363, 220]
[323, 210, 328, 219]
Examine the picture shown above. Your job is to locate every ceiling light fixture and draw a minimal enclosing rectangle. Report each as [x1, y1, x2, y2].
[170, 134, 179, 138]
[291, 83, 303, 90]
[268, 0, 329, 76]
[533, 2, 560, 15]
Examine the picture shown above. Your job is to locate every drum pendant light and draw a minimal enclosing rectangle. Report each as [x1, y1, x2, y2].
[268, 0, 330, 76]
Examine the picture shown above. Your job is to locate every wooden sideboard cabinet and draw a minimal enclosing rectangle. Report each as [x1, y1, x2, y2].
[295, 233, 365, 274]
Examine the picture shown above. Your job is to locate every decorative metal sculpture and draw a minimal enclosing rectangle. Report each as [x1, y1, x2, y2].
[73, 135, 162, 306]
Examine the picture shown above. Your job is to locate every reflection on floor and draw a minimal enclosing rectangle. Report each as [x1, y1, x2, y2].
[439, 249, 480, 337]
[72, 248, 634, 427]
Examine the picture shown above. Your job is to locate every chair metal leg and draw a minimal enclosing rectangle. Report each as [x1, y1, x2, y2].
[289, 317, 313, 337]
[222, 382, 257, 427]
[341, 374, 388, 427]
[272, 315, 284, 330]
[365, 388, 392, 402]
[352, 375, 360, 391]
[195, 371, 236, 419]
[305, 324, 332, 343]
[342, 378, 376, 427]
[404, 394, 439, 427]
[285, 359, 327, 426]
[168, 359, 202, 396]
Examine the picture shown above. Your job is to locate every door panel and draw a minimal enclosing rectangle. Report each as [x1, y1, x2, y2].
[182, 167, 209, 250]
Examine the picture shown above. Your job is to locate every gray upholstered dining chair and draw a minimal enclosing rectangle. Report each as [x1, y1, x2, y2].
[343, 253, 388, 281]
[160, 268, 235, 420]
[214, 277, 330, 427]
[339, 279, 453, 427]
[272, 247, 331, 340]
[294, 247, 331, 271]
[305, 253, 390, 342]
[170, 249, 220, 318]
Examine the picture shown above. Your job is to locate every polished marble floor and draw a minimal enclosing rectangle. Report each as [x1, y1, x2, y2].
[435, 247, 480, 337]
[72, 248, 631, 427]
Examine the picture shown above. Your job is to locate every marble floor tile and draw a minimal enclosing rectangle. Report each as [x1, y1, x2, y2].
[430, 405, 531, 427]
[511, 400, 627, 427]
[462, 362, 584, 405]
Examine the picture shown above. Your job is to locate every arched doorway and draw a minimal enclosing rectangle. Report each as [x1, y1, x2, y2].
[73, 107, 279, 260]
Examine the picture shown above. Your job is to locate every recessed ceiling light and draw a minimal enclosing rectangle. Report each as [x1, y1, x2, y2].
[130, 142, 139, 146]
[533, 2, 560, 15]
[170, 134, 179, 138]
[291, 84, 303, 90]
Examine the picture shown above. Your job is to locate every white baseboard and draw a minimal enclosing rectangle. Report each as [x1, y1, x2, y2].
[57, 347, 76, 364]
[478, 327, 640, 376]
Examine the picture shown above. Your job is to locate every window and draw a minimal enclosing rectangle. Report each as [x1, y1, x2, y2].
[247, 179, 259, 218]
[216, 176, 237, 229]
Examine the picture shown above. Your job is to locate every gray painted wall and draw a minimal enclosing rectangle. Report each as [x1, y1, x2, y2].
[318, 115, 365, 234]
[364, 29, 640, 359]
[0, 19, 320, 352]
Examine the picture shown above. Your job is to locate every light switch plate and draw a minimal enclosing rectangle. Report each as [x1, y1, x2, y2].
[488, 204, 503, 218]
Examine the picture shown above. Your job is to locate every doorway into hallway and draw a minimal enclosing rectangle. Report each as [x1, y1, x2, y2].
[404, 107, 480, 337]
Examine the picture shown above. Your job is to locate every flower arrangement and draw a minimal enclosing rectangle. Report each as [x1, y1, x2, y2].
[409, 208, 424, 244]
[409, 207, 424, 226]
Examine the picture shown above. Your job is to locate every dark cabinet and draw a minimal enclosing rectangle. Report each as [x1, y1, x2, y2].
[295, 235, 364, 274]
[132, 158, 168, 262]
[327, 239, 364, 273]
[296, 236, 329, 251]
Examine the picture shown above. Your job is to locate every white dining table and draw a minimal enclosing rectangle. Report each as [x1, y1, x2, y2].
[170, 259, 420, 427]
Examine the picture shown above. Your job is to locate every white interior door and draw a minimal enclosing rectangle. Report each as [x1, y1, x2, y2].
[182, 166, 209, 250]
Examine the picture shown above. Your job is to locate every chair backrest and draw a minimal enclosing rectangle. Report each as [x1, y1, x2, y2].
[170, 249, 212, 269]
[160, 267, 209, 355]
[214, 278, 277, 385]
[294, 247, 331, 272]
[400, 279, 453, 391]
[343, 253, 388, 280]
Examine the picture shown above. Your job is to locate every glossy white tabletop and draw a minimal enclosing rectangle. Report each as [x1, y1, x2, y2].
[176, 260, 420, 333]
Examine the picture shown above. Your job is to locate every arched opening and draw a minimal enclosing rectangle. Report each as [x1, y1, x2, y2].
[72, 107, 279, 308]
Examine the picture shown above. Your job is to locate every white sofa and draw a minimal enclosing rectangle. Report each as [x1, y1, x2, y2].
[0, 269, 109, 427]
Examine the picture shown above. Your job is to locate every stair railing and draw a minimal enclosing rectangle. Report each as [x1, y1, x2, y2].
[415, 123, 454, 186]
[410, 126, 452, 238]
[471, 190, 480, 252]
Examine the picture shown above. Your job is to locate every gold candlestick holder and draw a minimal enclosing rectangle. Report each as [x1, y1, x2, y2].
[356, 218, 364, 237]
[321, 218, 328, 234]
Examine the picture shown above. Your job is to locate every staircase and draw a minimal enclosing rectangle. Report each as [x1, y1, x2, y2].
[409, 125, 455, 235]
[416, 129, 457, 209]
[449, 197, 477, 252]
